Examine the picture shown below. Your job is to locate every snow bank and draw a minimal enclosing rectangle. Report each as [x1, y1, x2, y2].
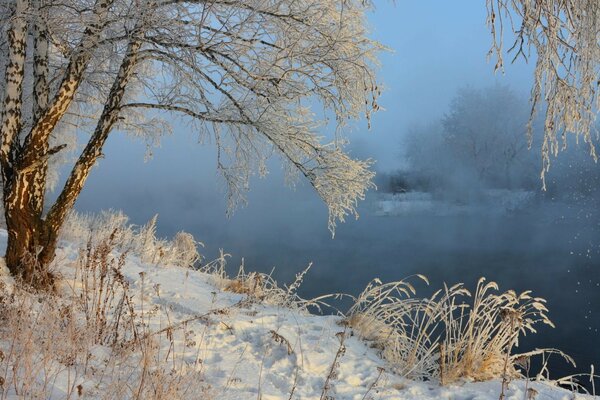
[372, 190, 536, 217]
[0, 230, 595, 399]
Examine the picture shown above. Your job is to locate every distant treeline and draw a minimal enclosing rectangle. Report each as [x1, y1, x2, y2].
[376, 85, 600, 202]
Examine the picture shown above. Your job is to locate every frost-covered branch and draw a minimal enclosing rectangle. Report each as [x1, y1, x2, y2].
[487, 0, 600, 186]
[117, 0, 383, 230]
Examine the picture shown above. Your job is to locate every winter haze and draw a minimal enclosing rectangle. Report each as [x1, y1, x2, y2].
[60, 1, 599, 380]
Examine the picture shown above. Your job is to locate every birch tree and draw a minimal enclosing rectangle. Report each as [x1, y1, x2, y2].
[0, 0, 598, 288]
[0, 0, 381, 286]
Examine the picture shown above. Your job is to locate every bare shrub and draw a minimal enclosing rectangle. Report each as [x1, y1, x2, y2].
[320, 330, 347, 400]
[347, 276, 558, 384]
[75, 233, 136, 346]
[61, 211, 202, 268]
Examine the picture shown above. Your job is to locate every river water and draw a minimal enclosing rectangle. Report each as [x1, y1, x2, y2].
[76, 181, 600, 386]
[199, 193, 600, 382]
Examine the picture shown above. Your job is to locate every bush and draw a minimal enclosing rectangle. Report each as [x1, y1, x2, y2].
[347, 276, 563, 384]
[61, 210, 202, 268]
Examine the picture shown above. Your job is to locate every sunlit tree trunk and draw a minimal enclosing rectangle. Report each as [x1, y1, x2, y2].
[40, 37, 142, 268]
[4, 35, 140, 285]
[1, 0, 116, 287]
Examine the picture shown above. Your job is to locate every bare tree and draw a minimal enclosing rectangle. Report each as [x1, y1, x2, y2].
[0, 0, 598, 288]
[442, 85, 534, 185]
[0, 0, 381, 286]
[402, 85, 538, 196]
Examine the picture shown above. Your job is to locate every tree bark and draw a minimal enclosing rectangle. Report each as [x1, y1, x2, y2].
[4, 31, 140, 285]
[4, 193, 56, 287]
[35, 36, 141, 278]
[43, 38, 142, 257]
[1, 0, 118, 288]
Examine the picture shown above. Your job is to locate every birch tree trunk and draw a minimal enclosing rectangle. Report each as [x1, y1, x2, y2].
[39, 36, 142, 267]
[0, 0, 592, 290]
[1, 0, 116, 287]
[0, 0, 43, 284]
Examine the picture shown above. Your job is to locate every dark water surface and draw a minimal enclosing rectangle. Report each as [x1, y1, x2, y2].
[76, 180, 600, 385]
[210, 200, 600, 378]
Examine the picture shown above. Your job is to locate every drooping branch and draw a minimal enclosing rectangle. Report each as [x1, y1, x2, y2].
[121, 0, 381, 230]
[487, 0, 600, 187]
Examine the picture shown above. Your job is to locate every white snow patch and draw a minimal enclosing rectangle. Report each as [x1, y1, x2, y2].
[0, 230, 595, 399]
[372, 190, 535, 217]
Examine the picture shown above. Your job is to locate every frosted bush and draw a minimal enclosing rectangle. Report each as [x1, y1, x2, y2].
[61, 211, 202, 268]
[347, 276, 559, 383]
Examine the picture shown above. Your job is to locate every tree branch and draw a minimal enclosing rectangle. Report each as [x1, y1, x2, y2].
[46, 35, 143, 230]
[120, 102, 245, 125]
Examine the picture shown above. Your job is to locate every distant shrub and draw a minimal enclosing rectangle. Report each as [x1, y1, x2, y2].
[375, 170, 434, 194]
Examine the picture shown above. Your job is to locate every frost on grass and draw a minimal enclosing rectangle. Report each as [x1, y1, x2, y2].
[347, 276, 577, 386]
[200, 252, 317, 311]
[0, 221, 597, 399]
[61, 210, 201, 268]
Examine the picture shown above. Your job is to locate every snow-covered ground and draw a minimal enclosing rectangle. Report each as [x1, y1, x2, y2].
[0, 229, 595, 399]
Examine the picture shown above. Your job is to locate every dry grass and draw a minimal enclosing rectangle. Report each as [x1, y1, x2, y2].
[437, 279, 556, 384]
[0, 212, 328, 399]
[346, 276, 566, 385]
[0, 219, 322, 399]
[200, 252, 316, 311]
[0, 234, 210, 400]
[346, 275, 449, 380]
[61, 211, 202, 268]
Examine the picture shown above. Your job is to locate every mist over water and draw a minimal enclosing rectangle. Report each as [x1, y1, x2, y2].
[61, 1, 599, 386]
[71, 131, 600, 381]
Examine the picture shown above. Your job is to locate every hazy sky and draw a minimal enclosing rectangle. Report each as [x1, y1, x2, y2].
[68, 4, 599, 372]
[72, 1, 538, 228]
[358, 1, 534, 168]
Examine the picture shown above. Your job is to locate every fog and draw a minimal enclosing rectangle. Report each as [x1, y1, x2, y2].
[58, 1, 599, 383]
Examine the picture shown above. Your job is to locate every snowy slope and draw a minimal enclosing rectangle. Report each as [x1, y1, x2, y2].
[0, 229, 595, 400]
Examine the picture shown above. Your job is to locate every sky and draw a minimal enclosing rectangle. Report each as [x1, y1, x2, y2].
[64, 2, 600, 374]
[73, 1, 537, 215]
[358, 1, 534, 169]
